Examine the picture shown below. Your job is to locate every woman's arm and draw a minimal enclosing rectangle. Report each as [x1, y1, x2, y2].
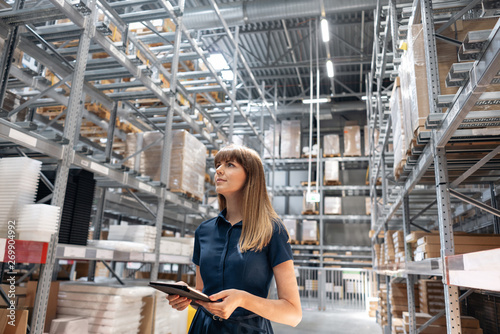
[167, 266, 204, 311]
[197, 260, 302, 327]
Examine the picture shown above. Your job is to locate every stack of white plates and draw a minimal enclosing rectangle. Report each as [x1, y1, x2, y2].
[17, 204, 60, 242]
[0, 157, 42, 237]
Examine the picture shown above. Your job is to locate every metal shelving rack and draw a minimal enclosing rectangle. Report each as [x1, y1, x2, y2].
[0, 0, 280, 332]
[265, 153, 375, 268]
[368, 1, 500, 333]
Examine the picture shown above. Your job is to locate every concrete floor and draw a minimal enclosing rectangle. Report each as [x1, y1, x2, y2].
[272, 309, 382, 334]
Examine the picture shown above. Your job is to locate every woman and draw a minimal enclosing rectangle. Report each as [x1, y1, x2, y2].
[167, 144, 302, 333]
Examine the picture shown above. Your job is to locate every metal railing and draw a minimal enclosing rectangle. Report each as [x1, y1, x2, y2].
[270, 267, 374, 311]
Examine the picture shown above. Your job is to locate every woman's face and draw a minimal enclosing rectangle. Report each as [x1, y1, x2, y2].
[215, 159, 247, 197]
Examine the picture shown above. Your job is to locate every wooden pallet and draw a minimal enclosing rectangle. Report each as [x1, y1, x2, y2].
[324, 180, 341, 186]
[301, 210, 319, 215]
[301, 240, 320, 245]
[343, 154, 362, 157]
[301, 154, 317, 158]
[290, 239, 300, 245]
[170, 189, 202, 202]
[323, 153, 341, 158]
[300, 181, 317, 187]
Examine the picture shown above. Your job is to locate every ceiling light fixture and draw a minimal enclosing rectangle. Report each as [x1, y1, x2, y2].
[320, 18, 330, 43]
[326, 59, 334, 78]
[302, 97, 330, 104]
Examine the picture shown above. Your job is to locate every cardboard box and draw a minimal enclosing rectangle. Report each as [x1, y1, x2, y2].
[323, 134, 340, 156]
[280, 120, 301, 158]
[324, 160, 340, 184]
[343, 125, 361, 156]
[324, 197, 341, 215]
[283, 219, 297, 241]
[302, 220, 318, 242]
[263, 124, 280, 159]
[0, 309, 28, 334]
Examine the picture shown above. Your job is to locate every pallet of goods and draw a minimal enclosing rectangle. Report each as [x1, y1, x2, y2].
[301, 220, 319, 245]
[377, 286, 388, 327]
[384, 230, 396, 265]
[324, 197, 341, 215]
[389, 278, 419, 320]
[323, 134, 341, 157]
[280, 120, 301, 158]
[283, 219, 298, 244]
[343, 125, 361, 157]
[392, 230, 406, 264]
[414, 233, 500, 261]
[324, 160, 341, 185]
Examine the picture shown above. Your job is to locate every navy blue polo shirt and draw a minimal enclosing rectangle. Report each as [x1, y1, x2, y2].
[191, 209, 293, 322]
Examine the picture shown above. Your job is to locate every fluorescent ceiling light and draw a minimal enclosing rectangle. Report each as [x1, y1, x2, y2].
[302, 98, 330, 104]
[221, 70, 234, 81]
[207, 53, 228, 71]
[326, 59, 334, 78]
[320, 18, 330, 43]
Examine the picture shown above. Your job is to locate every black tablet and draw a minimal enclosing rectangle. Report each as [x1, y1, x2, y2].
[149, 281, 211, 302]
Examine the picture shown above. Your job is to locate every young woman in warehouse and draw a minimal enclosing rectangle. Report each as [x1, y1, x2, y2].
[167, 144, 302, 333]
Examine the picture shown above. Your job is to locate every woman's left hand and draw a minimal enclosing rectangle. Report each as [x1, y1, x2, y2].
[197, 289, 247, 320]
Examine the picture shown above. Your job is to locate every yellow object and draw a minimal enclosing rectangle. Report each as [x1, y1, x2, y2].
[399, 41, 408, 51]
[186, 305, 197, 332]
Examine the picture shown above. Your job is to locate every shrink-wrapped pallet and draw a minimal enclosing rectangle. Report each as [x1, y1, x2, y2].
[364, 125, 379, 156]
[365, 197, 371, 215]
[170, 130, 207, 200]
[264, 124, 280, 159]
[323, 134, 340, 157]
[343, 125, 361, 156]
[391, 77, 407, 180]
[283, 219, 297, 241]
[302, 191, 317, 213]
[280, 120, 301, 158]
[324, 197, 341, 215]
[324, 160, 340, 185]
[124, 130, 206, 200]
[302, 220, 318, 242]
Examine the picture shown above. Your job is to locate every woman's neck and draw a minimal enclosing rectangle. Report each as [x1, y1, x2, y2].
[224, 193, 244, 225]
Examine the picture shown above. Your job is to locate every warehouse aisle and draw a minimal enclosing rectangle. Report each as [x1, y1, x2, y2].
[272, 310, 381, 334]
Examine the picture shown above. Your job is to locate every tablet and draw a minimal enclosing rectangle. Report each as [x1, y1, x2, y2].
[148, 281, 211, 302]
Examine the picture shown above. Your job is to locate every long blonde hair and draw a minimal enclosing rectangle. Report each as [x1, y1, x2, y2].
[214, 144, 286, 252]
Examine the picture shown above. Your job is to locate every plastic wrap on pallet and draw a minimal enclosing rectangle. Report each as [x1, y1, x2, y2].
[409, 24, 431, 135]
[324, 160, 340, 184]
[391, 77, 406, 180]
[170, 130, 207, 200]
[280, 120, 301, 158]
[323, 134, 340, 156]
[263, 123, 280, 159]
[365, 197, 371, 215]
[324, 197, 341, 215]
[343, 125, 361, 156]
[124, 130, 206, 199]
[283, 219, 297, 241]
[302, 191, 317, 213]
[301, 220, 318, 242]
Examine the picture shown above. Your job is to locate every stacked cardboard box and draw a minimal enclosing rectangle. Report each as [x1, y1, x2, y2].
[323, 134, 340, 157]
[390, 278, 419, 320]
[384, 230, 396, 264]
[108, 225, 156, 252]
[392, 230, 406, 264]
[343, 125, 361, 156]
[280, 120, 301, 158]
[324, 197, 341, 215]
[414, 233, 500, 261]
[324, 160, 340, 185]
[302, 220, 318, 242]
[365, 197, 371, 215]
[263, 124, 280, 159]
[283, 219, 298, 242]
[367, 297, 379, 318]
[302, 191, 318, 214]
[419, 279, 445, 315]
[373, 243, 383, 268]
[124, 130, 206, 200]
[392, 317, 404, 334]
[377, 286, 388, 327]
[402, 312, 482, 334]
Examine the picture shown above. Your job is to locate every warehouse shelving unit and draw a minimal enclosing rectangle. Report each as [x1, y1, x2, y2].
[369, 1, 500, 334]
[265, 152, 376, 268]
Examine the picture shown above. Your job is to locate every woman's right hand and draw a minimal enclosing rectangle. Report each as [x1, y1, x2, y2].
[166, 294, 192, 311]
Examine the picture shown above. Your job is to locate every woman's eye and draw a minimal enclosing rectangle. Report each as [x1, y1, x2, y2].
[228, 162, 234, 167]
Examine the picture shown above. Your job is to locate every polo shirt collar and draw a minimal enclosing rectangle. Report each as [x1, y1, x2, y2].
[217, 209, 243, 227]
